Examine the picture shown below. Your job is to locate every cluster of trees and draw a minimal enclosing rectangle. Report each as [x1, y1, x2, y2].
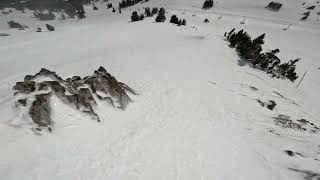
[119, 0, 143, 9]
[144, 7, 159, 17]
[225, 29, 299, 82]
[202, 0, 214, 9]
[170, 15, 186, 26]
[155, 8, 166, 22]
[131, 11, 144, 21]
[131, 7, 161, 22]
[266, 1, 282, 11]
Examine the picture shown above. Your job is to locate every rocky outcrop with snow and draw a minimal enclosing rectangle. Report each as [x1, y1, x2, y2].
[13, 67, 137, 132]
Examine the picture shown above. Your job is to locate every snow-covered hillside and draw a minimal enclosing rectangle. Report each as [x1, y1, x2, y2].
[0, 0, 320, 180]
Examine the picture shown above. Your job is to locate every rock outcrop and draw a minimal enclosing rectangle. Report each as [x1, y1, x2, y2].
[13, 67, 137, 132]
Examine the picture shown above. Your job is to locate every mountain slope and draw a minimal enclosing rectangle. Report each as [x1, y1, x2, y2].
[0, 0, 320, 180]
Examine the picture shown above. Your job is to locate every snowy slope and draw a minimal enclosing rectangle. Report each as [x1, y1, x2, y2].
[0, 0, 320, 180]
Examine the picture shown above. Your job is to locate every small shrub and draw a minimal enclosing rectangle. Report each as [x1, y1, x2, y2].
[36, 27, 42, 32]
[266, 1, 282, 11]
[139, 14, 145, 20]
[76, 9, 86, 19]
[46, 24, 55, 31]
[267, 100, 276, 110]
[204, 18, 209, 23]
[7, 20, 24, 29]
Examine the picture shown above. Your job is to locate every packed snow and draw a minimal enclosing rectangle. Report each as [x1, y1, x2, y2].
[0, 0, 320, 180]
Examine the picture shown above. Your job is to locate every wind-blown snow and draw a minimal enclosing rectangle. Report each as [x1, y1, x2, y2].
[0, 0, 320, 180]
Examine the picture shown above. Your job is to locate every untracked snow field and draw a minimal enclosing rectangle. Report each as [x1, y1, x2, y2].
[0, 0, 320, 180]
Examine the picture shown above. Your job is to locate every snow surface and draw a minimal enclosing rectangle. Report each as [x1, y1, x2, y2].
[0, 0, 320, 180]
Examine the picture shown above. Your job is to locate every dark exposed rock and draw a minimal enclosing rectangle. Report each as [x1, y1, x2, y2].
[17, 99, 27, 106]
[13, 81, 36, 95]
[13, 67, 137, 131]
[29, 93, 52, 127]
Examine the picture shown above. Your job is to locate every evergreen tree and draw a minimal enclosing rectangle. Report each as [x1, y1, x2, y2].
[139, 14, 145, 21]
[170, 15, 179, 24]
[155, 8, 166, 22]
[131, 11, 139, 21]
[152, 7, 158, 15]
[253, 33, 265, 45]
[145, 7, 152, 17]
[202, 0, 214, 9]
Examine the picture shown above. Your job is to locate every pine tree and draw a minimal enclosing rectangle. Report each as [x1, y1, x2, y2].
[139, 14, 145, 21]
[155, 8, 166, 22]
[131, 11, 139, 22]
[170, 15, 179, 24]
[145, 7, 152, 17]
[253, 33, 265, 45]
[152, 7, 158, 15]
[203, 0, 214, 9]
